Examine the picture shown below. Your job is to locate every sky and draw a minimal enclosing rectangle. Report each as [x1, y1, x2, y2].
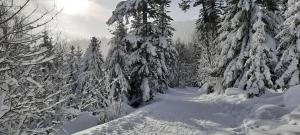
[30, 0, 199, 40]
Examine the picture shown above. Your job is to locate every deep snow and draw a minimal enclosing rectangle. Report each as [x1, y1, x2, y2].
[71, 87, 300, 135]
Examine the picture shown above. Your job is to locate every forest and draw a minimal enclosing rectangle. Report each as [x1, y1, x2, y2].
[0, 0, 299, 134]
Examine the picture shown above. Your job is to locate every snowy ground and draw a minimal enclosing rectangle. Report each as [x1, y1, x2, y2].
[73, 87, 300, 135]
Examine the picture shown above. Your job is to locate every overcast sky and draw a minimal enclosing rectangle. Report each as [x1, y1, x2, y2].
[30, 0, 198, 40]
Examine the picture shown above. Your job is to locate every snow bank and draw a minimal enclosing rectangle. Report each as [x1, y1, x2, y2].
[120, 102, 135, 116]
[52, 103, 135, 135]
[73, 87, 300, 135]
[283, 106, 300, 125]
[255, 104, 288, 119]
[52, 113, 100, 135]
[284, 85, 300, 107]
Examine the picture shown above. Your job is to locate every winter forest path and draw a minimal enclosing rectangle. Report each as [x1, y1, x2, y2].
[75, 87, 251, 135]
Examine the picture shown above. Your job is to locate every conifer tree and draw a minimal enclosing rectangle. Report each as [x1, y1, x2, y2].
[76, 37, 107, 115]
[212, 0, 281, 96]
[153, 0, 177, 92]
[59, 45, 82, 120]
[65, 46, 80, 94]
[106, 22, 131, 102]
[275, 0, 300, 89]
[107, 0, 176, 104]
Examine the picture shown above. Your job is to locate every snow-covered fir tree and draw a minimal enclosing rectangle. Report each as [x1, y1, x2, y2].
[275, 0, 300, 89]
[212, 0, 281, 96]
[76, 37, 108, 115]
[107, 0, 176, 104]
[237, 9, 276, 96]
[64, 45, 81, 95]
[54, 44, 80, 121]
[152, 0, 177, 93]
[106, 22, 131, 102]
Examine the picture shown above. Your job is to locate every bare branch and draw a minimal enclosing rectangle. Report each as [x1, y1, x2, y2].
[0, 0, 30, 25]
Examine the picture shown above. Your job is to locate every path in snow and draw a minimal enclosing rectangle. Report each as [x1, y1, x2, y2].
[74, 87, 254, 135]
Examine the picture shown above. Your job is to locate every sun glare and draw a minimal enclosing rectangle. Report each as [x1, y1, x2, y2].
[56, 0, 89, 15]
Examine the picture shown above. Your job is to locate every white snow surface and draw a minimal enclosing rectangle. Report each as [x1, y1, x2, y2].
[52, 113, 100, 135]
[73, 87, 300, 135]
[284, 85, 300, 107]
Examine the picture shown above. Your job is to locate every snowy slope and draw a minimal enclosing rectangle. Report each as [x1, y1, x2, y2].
[74, 87, 300, 135]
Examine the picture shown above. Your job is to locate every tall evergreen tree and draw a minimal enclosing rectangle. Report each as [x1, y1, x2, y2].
[153, 0, 177, 92]
[106, 22, 131, 102]
[275, 0, 300, 89]
[212, 0, 281, 96]
[76, 37, 107, 115]
[59, 45, 82, 120]
[64, 46, 80, 94]
[107, 0, 176, 104]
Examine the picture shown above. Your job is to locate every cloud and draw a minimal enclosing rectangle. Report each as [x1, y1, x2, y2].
[89, 0, 121, 9]
[54, 0, 113, 39]
[24, 0, 198, 44]
[53, 0, 198, 39]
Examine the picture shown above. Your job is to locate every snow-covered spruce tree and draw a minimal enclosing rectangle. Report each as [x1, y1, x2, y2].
[152, 0, 177, 92]
[51, 42, 81, 123]
[76, 37, 108, 116]
[179, 0, 224, 86]
[212, 0, 281, 96]
[64, 46, 80, 95]
[107, 0, 175, 104]
[275, 0, 300, 89]
[238, 9, 276, 96]
[106, 21, 131, 103]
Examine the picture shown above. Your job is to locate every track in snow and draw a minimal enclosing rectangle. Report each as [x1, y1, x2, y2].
[74, 87, 251, 135]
